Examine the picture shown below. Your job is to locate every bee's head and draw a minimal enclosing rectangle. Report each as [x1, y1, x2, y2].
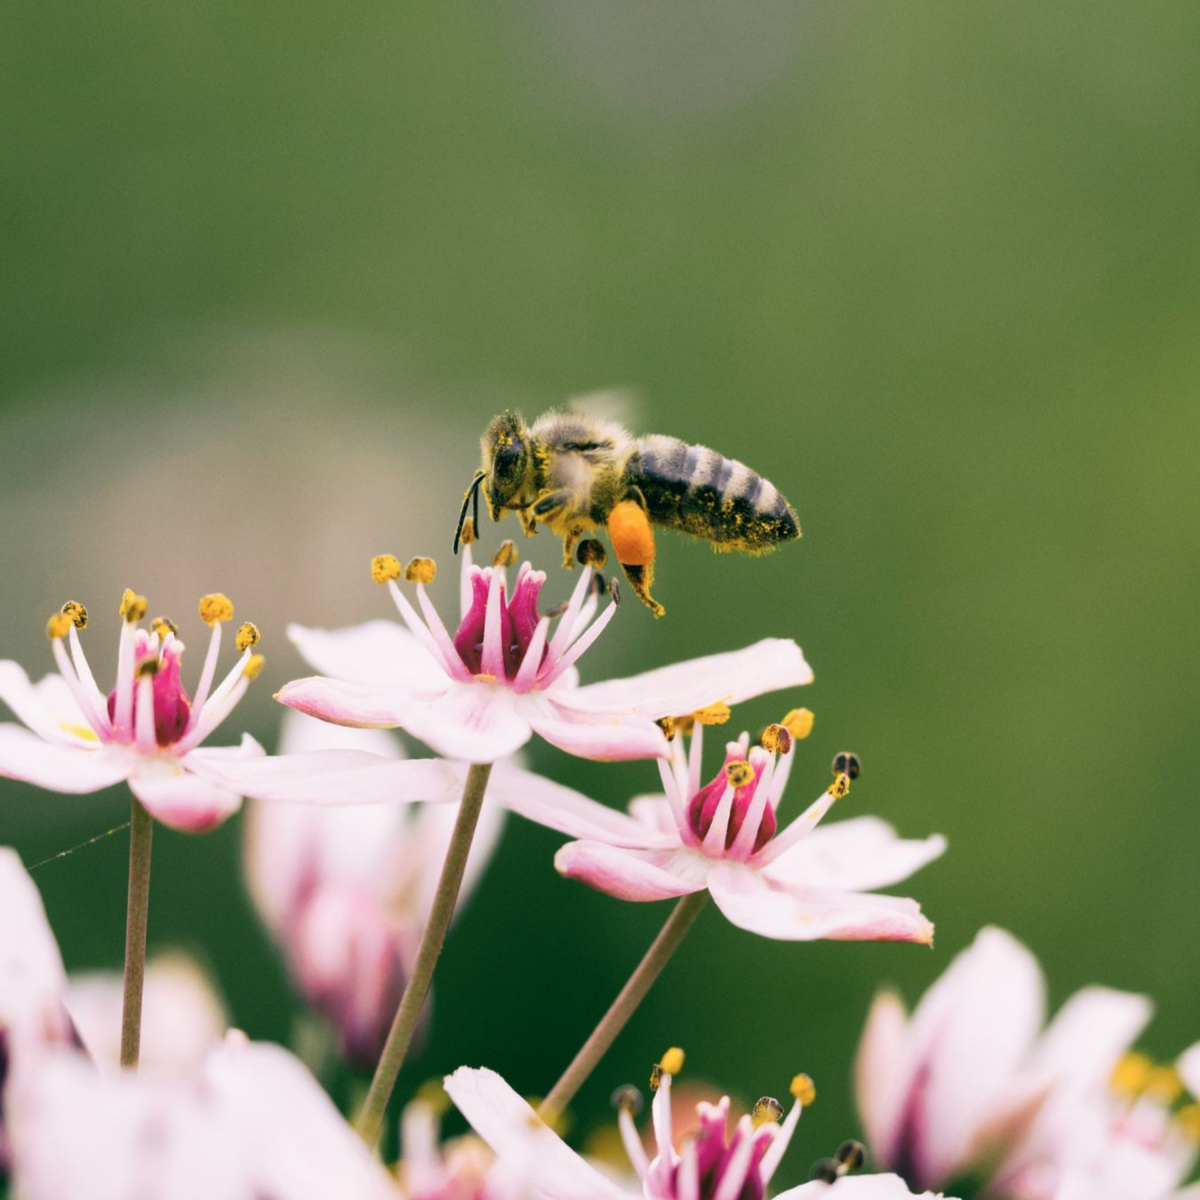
[481, 411, 534, 518]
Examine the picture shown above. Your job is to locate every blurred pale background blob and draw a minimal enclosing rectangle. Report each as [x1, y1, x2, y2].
[3, 2, 1200, 1186]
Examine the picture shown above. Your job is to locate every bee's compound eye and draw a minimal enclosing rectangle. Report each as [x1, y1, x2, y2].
[831, 751, 862, 780]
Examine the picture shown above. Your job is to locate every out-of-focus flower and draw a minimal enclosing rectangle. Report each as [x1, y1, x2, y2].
[0, 591, 268, 832]
[7, 1033, 401, 1200]
[66, 955, 226, 1076]
[277, 546, 809, 764]
[856, 926, 1200, 1200]
[445, 1055, 948, 1199]
[245, 711, 505, 1067]
[515, 720, 942, 944]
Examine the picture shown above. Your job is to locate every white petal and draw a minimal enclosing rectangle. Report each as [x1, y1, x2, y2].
[763, 817, 947, 892]
[0, 724, 130, 793]
[485, 763, 673, 848]
[0, 663, 94, 745]
[856, 991, 909, 1168]
[707, 864, 935, 944]
[129, 759, 242, 833]
[888, 927, 1044, 1189]
[187, 747, 466, 807]
[287, 619, 446, 692]
[399, 685, 534, 763]
[278, 708, 403, 758]
[566, 638, 812, 720]
[444, 1067, 634, 1200]
[775, 1177, 949, 1200]
[1180, 1041, 1200, 1099]
[275, 675, 423, 729]
[555, 841, 709, 902]
[526, 699, 669, 761]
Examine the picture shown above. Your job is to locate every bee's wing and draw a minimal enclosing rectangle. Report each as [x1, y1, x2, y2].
[565, 387, 642, 430]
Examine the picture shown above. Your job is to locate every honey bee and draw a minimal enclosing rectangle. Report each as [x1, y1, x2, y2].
[454, 410, 799, 616]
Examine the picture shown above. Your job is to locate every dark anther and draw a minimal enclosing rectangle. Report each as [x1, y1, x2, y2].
[543, 600, 569, 620]
[832, 751, 862, 780]
[611, 1085, 643, 1116]
[576, 538, 608, 568]
[836, 1140, 866, 1170]
[809, 1157, 840, 1184]
[609, 577, 621, 606]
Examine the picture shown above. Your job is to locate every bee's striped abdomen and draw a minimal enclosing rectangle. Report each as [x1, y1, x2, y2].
[627, 435, 799, 553]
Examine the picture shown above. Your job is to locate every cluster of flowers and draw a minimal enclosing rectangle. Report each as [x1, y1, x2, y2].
[1, 540, 1197, 1199]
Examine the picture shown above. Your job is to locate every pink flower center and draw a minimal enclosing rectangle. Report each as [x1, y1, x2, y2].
[107, 643, 191, 747]
[687, 753, 777, 855]
[452, 567, 547, 680]
[665, 1100, 771, 1200]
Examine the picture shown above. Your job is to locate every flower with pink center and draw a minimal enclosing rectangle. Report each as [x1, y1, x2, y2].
[244, 712, 505, 1068]
[444, 1056, 952, 1199]
[855, 926, 1200, 1200]
[0, 591, 269, 832]
[277, 547, 810, 765]
[496, 718, 943, 945]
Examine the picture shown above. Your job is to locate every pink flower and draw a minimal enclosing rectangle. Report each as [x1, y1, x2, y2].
[244, 712, 505, 1067]
[0, 592, 268, 832]
[277, 547, 810, 764]
[855, 926, 1200, 1200]
[444, 1058, 949, 1199]
[7, 1034, 401, 1200]
[505, 721, 942, 945]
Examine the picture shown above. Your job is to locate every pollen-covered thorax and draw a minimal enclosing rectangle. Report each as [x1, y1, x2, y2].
[371, 543, 617, 695]
[614, 1049, 816, 1200]
[45, 589, 262, 757]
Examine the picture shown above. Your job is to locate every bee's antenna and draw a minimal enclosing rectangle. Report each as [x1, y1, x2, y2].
[454, 471, 487, 555]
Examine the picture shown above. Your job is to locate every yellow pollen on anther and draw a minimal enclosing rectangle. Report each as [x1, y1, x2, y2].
[761, 723, 793, 755]
[405, 557, 437, 584]
[831, 773, 852, 800]
[243, 654, 266, 681]
[492, 540, 518, 568]
[1146, 1065, 1185, 1104]
[151, 617, 178, 639]
[46, 612, 72, 640]
[60, 601, 88, 630]
[1175, 1103, 1200, 1141]
[120, 589, 148, 623]
[751, 1096, 784, 1128]
[459, 517, 477, 546]
[656, 716, 677, 742]
[1110, 1052, 1153, 1097]
[199, 593, 233, 625]
[694, 701, 731, 726]
[475, 672, 497, 684]
[236, 622, 261, 653]
[659, 1046, 685, 1076]
[790, 1073, 816, 1106]
[136, 659, 159, 678]
[370, 554, 402, 584]
[782, 708, 814, 740]
[725, 760, 755, 789]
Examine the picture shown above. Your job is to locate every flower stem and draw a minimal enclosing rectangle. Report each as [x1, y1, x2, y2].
[538, 890, 708, 1124]
[119, 797, 154, 1069]
[356, 761, 494, 1149]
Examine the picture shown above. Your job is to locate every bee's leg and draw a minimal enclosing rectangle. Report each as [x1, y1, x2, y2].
[561, 525, 587, 568]
[518, 507, 538, 537]
[607, 498, 665, 617]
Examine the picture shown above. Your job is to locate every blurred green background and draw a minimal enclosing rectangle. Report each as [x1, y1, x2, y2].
[4, 0, 1200, 1189]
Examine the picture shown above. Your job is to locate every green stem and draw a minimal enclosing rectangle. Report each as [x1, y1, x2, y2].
[119, 797, 154, 1069]
[538, 890, 708, 1124]
[356, 761, 493, 1148]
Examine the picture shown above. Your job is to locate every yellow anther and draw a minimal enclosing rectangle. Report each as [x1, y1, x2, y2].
[761, 723, 793, 755]
[459, 517, 477, 546]
[1146, 1065, 1184, 1104]
[235, 622, 261, 653]
[120, 589, 148, 623]
[790, 1073, 816, 1106]
[46, 612, 72, 640]
[694, 701, 731, 726]
[751, 1096, 784, 1128]
[405, 556, 437, 585]
[370, 554, 402, 584]
[60, 601, 88, 630]
[782, 708, 815, 740]
[1176, 1102, 1200, 1141]
[151, 617, 178, 639]
[136, 658, 160, 678]
[199, 593, 234, 625]
[649, 1064, 664, 1092]
[659, 1046, 685, 1076]
[656, 716, 677, 742]
[1110, 1052, 1153, 1097]
[674, 714, 696, 737]
[492, 540, 518, 568]
[725, 760, 756, 789]
[243, 654, 266, 681]
[831, 773, 852, 800]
